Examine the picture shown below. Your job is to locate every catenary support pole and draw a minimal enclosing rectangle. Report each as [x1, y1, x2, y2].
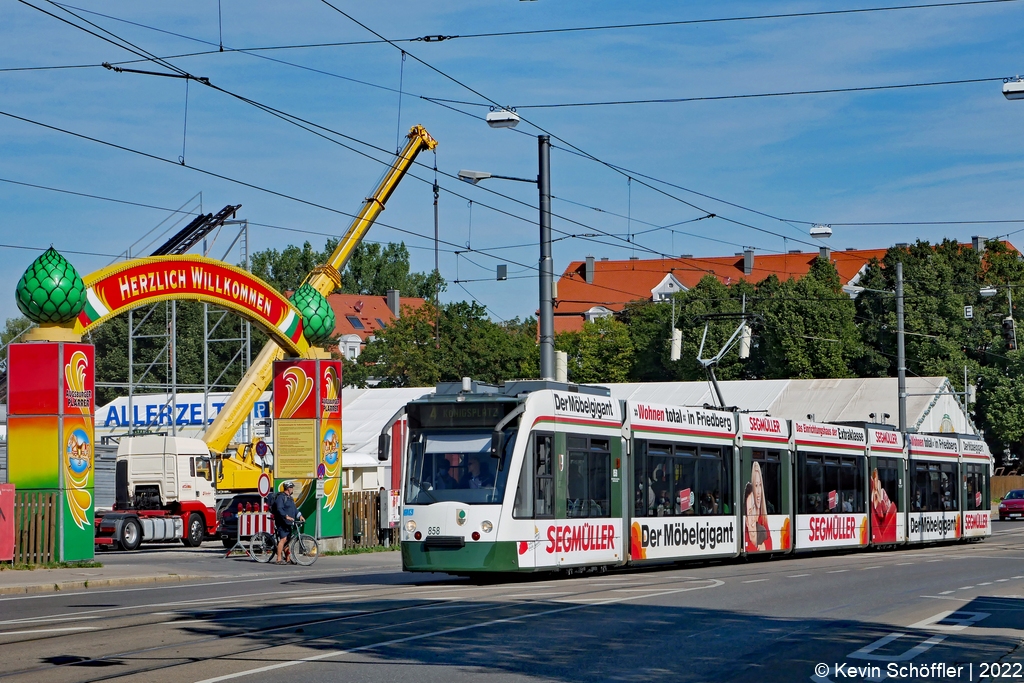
[896, 261, 907, 432]
[538, 135, 555, 380]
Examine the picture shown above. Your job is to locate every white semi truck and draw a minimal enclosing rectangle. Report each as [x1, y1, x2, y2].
[94, 436, 219, 550]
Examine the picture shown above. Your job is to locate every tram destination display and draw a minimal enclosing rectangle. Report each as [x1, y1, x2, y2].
[407, 400, 518, 430]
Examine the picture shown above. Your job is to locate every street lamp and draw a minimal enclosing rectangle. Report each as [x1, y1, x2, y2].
[457, 135, 556, 380]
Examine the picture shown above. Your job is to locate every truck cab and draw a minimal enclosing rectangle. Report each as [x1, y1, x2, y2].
[116, 436, 217, 510]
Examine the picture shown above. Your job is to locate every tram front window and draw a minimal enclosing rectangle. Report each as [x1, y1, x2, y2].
[405, 431, 515, 505]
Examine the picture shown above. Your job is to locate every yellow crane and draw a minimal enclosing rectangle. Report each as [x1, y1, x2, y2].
[205, 125, 437, 489]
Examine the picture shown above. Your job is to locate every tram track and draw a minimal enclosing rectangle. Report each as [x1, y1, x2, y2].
[0, 572, 723, 683]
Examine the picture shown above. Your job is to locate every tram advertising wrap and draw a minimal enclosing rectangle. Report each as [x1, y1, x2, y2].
[738, 415, 792, 554]
[867, 428, 906, 545]
[960, 437, 992, 538]
[626, 402, 737, 561]
[793, 421, 869, 550]
[907, 434, 961, 542]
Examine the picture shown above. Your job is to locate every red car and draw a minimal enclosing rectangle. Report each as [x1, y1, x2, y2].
[999, 489, 1024, 521]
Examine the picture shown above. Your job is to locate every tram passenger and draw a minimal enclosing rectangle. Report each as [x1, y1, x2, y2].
[433, 460, 458, 490]
[651, 465, 671, 516]
[463, 454, 494, 490]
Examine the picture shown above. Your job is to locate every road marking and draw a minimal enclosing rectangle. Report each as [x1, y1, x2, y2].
[847, 632, 947, 662]
[896, 562, 914, 566]
[959, 586, 974, 590]
[193, 578, 725, 683]
[926, 559, 943, 563]
[978, 582, 993, 586]
[907, 610, 990, 632]
[997, 579, 1009, 582]
[861, 566, 882, 570]
[939, 591, 955, 595]
[506, 592, 570, 599]
[788, 574, 810, 578]
[1014, 576, 1024, 579]
[611, 587, 674, 592]
[827, 570, 848, 574]
[0, 626, 98, 636]
[743, 579, 769, 584]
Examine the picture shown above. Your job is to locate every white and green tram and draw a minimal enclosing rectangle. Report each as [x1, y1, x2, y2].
[388, 381, 992, 575]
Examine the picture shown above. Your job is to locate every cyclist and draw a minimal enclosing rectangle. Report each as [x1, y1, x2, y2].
[272, 482, 304, 564]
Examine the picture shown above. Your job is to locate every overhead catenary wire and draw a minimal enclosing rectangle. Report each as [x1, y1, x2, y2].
[313, 1, 830, 261]
[437, 76, 1007, 110]
[50, 0, 1024, 51]
[16, 2, 1007, 305]
[14, 3, 1005, 249]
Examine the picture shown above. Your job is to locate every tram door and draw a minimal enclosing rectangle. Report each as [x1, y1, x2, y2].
[867, 456, 904, 544]
[512, 431, 556, 569]
[739, 446, 792, 554]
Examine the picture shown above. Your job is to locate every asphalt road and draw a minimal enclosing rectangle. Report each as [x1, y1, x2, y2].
[2, 522, 1023, 683]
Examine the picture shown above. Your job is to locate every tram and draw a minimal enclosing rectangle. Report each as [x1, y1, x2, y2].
[389, 381, 992, 574]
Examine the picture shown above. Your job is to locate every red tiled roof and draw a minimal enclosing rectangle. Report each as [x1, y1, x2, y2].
[553, 248, 888, 333]
[326, 293, 426, 342]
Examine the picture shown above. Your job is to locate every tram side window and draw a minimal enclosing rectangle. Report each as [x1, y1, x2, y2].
[913, 462, 959, 511]
[751, 450, 782, 515]
[839, 459, 864, 513]
[965, 464, 988, 511]
[633, 440, 647, 517]
[698, 448, 728, 515]
[566, 435, 611, 518]
[941, 463, 958, 510]
[513, 433, 554, 519]
[800, 454, 824, 514]
[646, 443, 694, 517]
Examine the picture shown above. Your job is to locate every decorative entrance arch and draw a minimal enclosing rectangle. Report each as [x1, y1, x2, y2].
[72, 255, 310, 355]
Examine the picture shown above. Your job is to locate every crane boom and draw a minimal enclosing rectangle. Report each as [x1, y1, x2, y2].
[202, 125, 438, 454]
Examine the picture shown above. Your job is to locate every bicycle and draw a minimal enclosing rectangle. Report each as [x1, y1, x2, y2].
[250, 520, 319, 566]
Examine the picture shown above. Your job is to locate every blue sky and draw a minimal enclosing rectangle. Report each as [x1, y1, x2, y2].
[2, 1, 1024, 325]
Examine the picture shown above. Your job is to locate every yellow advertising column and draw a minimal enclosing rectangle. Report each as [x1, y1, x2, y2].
[272, 358, 343, 549]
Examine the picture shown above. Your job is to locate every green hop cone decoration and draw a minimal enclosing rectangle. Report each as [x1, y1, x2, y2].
[290, 283, 335, 346]
[15, 247, 86, 324]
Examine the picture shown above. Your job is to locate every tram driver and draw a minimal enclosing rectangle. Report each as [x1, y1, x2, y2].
[463, 454, 494, 490]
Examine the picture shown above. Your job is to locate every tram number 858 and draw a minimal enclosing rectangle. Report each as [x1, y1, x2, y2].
[427, 527, 441, 536]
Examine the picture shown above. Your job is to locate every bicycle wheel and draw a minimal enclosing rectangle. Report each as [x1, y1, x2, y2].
[249, 531, 276, 563]
[289, 534, 319, 566]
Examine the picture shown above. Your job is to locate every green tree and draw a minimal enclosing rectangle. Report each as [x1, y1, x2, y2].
[250, 240, 333, 293]
[250, 239, 445, 299]
[341, 242, 445, 300]
[556, 316, 634, 383]
[750, 257, 861, 379]
[358, 302, 538, 387]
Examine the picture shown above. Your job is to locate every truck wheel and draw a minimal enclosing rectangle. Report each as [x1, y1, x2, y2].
[119, 518, 142, 551]
[182, 513, 205, 547]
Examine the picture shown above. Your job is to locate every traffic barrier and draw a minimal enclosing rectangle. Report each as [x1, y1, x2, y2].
[238, 512, 275, 536]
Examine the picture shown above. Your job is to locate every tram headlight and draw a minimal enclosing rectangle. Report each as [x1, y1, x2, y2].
[480, 520, 493, 533]
[405, 520, 417, 533]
